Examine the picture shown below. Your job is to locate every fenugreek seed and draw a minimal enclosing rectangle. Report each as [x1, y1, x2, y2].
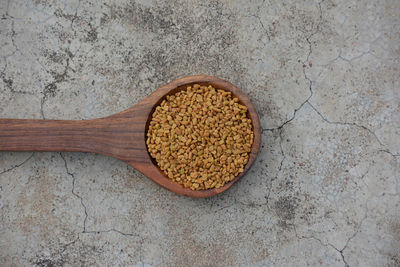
[146, 84, 254, 190]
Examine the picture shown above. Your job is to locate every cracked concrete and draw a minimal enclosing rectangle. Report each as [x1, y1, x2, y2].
[1, 0, 399, 266]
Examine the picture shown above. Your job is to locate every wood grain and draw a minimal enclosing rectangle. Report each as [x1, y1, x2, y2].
[0, 75, 261, 198]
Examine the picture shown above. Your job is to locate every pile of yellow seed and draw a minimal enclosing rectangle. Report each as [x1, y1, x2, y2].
[146, 84, 254, 190]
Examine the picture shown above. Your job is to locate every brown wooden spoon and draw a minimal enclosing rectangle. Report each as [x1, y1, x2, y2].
[0, 75, 261, 197]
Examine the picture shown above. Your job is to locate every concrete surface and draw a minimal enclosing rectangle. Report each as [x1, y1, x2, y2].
[1, 0, 399, 266]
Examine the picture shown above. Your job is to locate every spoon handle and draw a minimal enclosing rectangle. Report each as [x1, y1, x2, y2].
[0, 118, 106, 153]
[0, 116, 147, 163]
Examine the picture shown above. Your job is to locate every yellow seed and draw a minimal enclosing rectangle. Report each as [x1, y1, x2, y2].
[146, 84, 254, 190]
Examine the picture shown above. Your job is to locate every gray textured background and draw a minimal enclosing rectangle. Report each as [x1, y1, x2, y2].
[1, 0, 399, 266]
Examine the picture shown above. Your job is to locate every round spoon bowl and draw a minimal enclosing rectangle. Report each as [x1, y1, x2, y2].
[143, 76, 261, 197]
[0, 75, 261, 198]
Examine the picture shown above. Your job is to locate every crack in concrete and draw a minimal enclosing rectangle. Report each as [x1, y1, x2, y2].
[39, 0, 81, 120]
[257, 8, 395, 256]
[316, 47, 376, 76]
[333, 192, 379, 266]
[59, 236, 80, 255]
[1, 60, 34, 95]
[235, 198, 266, 208]
[337, 50, 373, 66]
[0, 60, 11, 89]
[71, 0, 81, 37]
[322, 31, 384, 69]
[0, 153, 34, 175]
[40, 98, 46, 119]
[262, 95, 311, 133]
[263, 93, 398, 165]
[1, 14, 21, 59]
[294, 182, 374, 267]
[284, 6, 373, 265]
[261, 44, 315, 131]
[258, 0, 327, 212]
[378, 149, 400, 159]
[260, 0, 396, 161]
[265, 129, 286, 207]
[33, 235, 80, 265]
[262, 1, 325, 133]
[249, 14, 270, 43]
[60, 153, 88, 233]
[319, 237, 349, 267]
[307, 101, 397, 156]
[40, 50, 74, 119]
[82, 228, 141, 237]
[10, 19, 20, 55]
[294, 225, 348, 267]
[60, 152, 146, 262]
[2, 13, 26, 58]
[305, 0, 325, 62]
[82, 228, 145, 266]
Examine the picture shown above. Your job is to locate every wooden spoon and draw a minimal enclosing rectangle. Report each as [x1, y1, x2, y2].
[0, 75, 261, 197]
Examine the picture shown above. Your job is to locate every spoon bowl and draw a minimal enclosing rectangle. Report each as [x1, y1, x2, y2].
[0, 75, 261, 197]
